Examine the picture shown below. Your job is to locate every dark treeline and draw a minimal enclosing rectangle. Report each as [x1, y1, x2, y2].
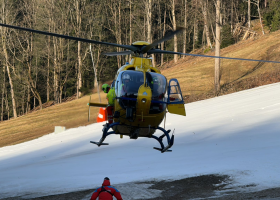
[0, 0, 279, 121]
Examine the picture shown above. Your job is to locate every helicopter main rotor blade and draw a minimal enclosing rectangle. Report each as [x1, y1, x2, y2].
[0, 23, 138, 52]
[141, 27, 185, 54]
[148, 49, 280, 64]
[102, 51, 133, 56]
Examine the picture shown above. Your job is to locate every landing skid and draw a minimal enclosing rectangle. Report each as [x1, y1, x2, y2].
[90, 141, 109, 146]
[90, 122, 119, 147]
[152, 127, 174, 153]
[90, 123, 174, 153]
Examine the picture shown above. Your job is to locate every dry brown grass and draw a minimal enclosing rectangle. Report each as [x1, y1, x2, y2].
[161, 30, 280, 97]
[0, 93, 107, 147]
[1, 29, 280, 148]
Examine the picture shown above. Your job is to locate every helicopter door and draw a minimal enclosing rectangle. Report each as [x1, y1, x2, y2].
[167, 79, 186, 116]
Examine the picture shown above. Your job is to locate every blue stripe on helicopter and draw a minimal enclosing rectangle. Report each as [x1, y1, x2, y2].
[115, 97, 184, 104]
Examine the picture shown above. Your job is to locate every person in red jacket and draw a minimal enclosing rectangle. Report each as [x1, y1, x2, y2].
[90, 177, 123, 200]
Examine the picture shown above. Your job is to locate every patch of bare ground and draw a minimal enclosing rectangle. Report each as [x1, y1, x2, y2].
[3, 174, 280, 200]
[140, 175, 280, 200]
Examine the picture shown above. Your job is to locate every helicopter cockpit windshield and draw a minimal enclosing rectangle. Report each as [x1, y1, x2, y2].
[115, 71, 167, 113]
[116, 71, 144, 98]
[115, 71, 144, 109]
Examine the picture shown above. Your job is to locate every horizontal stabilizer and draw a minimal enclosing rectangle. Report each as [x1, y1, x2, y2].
[88, 102, 107, 107]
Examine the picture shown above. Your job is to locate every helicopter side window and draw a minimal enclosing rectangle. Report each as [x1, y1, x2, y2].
[169, 80, 183, 102]
[146, 72, 167, 114]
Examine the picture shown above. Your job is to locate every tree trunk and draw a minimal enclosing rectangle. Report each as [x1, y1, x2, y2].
[30, 34, 42, 110]
[215, 0, 221, 94]
[6, 65, 17, 118]
[1, 1, 17, 119]
[231, 0, 233, 32]
[171, 0, 178, 63]
[76, 0, 82, 99]
[21, 86, 25, 116]
[129, 0, 132, 46]
[2, 34, 17, 118]
[27, 62, 42, 110]
[77, 40, 82, 99]
[1, 63, 5, 121]
[193, 0, 198, 51]
[161, 6, 166, 65]
[47, 19, 51, 102]
[248, 0, 251, 28]
[118, 1, 123, 66]
[90, 45, 101, 103]
[256, 0, 264, 35]
[183, 0, 187, 56]
[201, 0, 212, 48]
[158, 0, 162, 64]
[53, 37, 58, 103]
[27, 85, 30, 113]
[5, 89, 9, 120]
[47, 50, 50, 102]
[146, 0, 155, 66]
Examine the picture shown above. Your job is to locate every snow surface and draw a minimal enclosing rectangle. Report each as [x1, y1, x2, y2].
[1, 83, 280, 199]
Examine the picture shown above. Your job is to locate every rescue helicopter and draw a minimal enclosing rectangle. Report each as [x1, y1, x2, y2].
[88, 28, 188, 153]
[1, 23, 280, 153]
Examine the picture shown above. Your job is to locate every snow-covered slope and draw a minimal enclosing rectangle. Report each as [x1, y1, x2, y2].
[1, 83, 280, 199]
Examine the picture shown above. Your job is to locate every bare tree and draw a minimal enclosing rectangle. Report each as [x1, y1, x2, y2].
[193, 0, 199, 51]
[171, 0, 178, 63]
[146, 0, 152, 45]
[214, 0, 221, 94]
[1, 62, 5, 121]
[200, 0, 212, 48]
[75, 0, 83, 99]
[248, 0, 251, 28]
[183, 0, 188, 55]
[161, 3, 167, 65]
[145, 0, 156, 66]
[0, 1, 17, 118]
[252, 0, 265, 35]
[104, 0, 124, 68]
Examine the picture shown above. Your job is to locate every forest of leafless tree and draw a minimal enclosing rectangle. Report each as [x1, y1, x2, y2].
[0, 0, 279, 121]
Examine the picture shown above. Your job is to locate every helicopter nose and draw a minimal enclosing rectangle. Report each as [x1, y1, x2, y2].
[137, 85, 152, 115]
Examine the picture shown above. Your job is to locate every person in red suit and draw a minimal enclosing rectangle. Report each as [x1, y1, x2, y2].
[90, 177, 123, 200]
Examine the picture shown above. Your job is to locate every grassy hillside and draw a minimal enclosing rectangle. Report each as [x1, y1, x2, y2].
[0, 93, 107, 147]
[161, 30, 280, 100]
[1, 29, 280, 148]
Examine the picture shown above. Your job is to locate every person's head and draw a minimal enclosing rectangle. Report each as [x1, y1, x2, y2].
[152, 77, 160, 88]
[123, 74, 131, 84]
[152, 77, 159, 85]
[102, 84, 110, 93]
[152, 76, 163, 93]
[102, 177, 111, 186]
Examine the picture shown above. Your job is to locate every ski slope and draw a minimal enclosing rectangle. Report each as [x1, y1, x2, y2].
[1, 83, 280, 199]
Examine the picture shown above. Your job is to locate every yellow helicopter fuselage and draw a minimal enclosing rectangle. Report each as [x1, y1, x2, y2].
[113, 56, 165, 137]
